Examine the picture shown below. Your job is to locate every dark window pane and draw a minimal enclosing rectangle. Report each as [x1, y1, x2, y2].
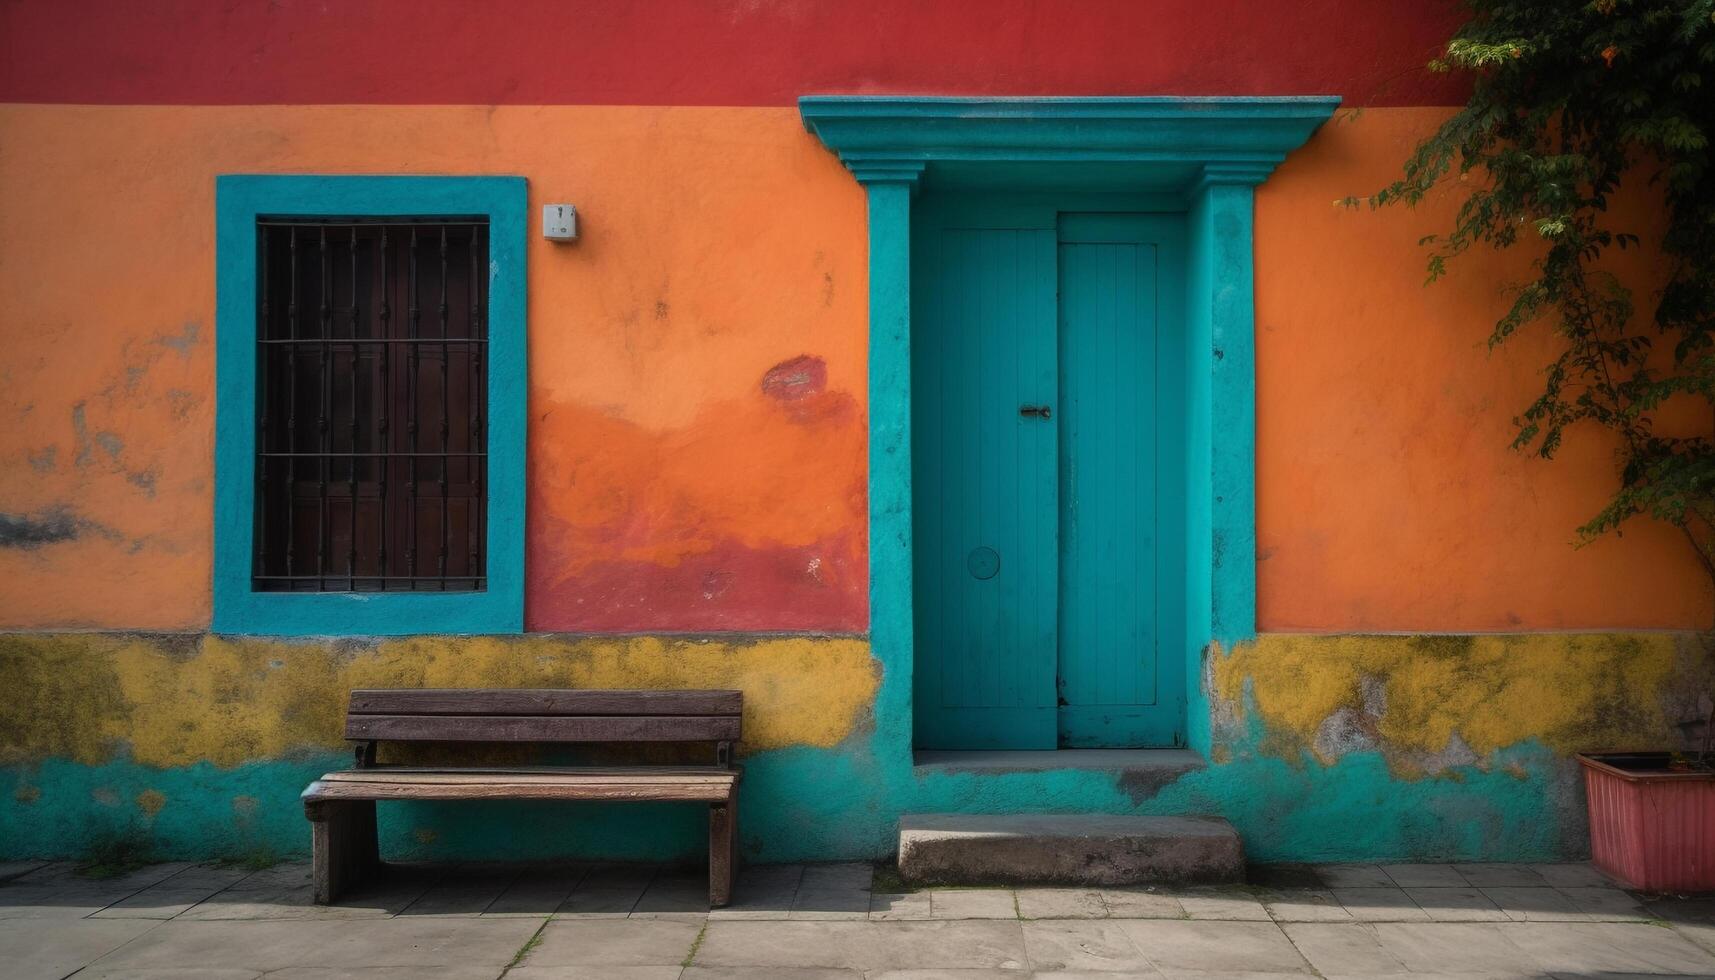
[253, 219, 488, 592]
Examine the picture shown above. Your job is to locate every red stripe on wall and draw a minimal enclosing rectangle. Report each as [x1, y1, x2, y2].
[2, 0, 1467, 107]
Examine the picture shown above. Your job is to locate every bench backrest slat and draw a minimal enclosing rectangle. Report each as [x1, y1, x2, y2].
[343, 689, 743, 747]
[349, 689, 741, 717]
[346, 713, 741, 743]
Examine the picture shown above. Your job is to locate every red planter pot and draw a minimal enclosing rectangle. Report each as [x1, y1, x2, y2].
[1579, 752, 1715, 893]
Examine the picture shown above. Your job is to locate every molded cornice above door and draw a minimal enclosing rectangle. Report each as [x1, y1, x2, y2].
[799, 95, 1341, 191]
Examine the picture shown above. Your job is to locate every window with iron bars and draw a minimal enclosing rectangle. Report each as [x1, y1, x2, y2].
[254, 219, 487, 592]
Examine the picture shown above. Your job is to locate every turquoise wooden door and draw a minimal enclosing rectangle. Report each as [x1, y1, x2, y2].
[1056, 213, 1185, 747]
[911, 201, 1060, 749]
[913, 201, 1184, 750]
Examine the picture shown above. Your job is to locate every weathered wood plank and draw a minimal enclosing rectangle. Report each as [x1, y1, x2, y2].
[348, 689, 742, 717]
[709, 801, 736, 907]
[344, 713, 741, 743]
[320, 767, 736, 785]
[303, 778, 735, 803]
[311, 799, 378, 904]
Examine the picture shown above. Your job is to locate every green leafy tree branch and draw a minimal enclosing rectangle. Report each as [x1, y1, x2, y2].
[1352, 0, 1715, 585]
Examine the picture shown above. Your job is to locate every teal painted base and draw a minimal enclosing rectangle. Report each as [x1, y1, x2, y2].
[2, 738, 1584, 865]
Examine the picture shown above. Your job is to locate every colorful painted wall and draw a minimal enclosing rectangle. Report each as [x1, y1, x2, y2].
[2, 0, 1711, 864]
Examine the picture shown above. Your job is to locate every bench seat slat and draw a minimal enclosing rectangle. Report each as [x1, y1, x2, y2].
[344, 714, 741, 743]
[348, 689, 742, 717]
[321, 766, 734, 780]
[303, 775, 736, 804]
[320, 769, 736, 785]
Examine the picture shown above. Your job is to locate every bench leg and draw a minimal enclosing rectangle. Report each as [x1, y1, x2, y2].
[311, 800, 379, 904]
[708, 800, 736, 908]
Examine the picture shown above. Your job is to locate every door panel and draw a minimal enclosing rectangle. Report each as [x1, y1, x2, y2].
[912, 213, 1059, 750]
[1056, 213, 1184, 747]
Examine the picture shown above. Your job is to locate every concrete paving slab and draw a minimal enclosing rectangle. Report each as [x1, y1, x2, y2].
[1556, 886, 1650, 921]
[1454, 864, 1546, 888]
[1379, 864, 1464, 888]
[708, 864, 802, 920]
[7, 861, 76, 883]
[1323, 974, 1545, 980]
[1099, 887, 1185, 919]
[1281, 921, 1410, 976]
[483, 862, 588, 916]
[789, 889, 870, 919]
[1401, 886, 1510, 922]
[68, 969, 263, 980]
[510, 967, 683, 980]
[1261, 889, 1353, 922]
[555, 863, 654, 918]
[683, 968, 860, 980]
[1668, 918, 1715, 959]
[1368, 922, 1543, 974]
[869, 891, 933, 921]
[1015, 887, 1107, 919]
[1328, 887, 1430, 922]
[94, 864, 258, 919]
[177, 863, 440, 921]
[1480, 885, 1585, 921]
[0, 916, 164, 980]
[1313, 864, 1394, 888]
[398, 863, 520, 916]
[0, 861, 49, 883]
[1173, 887, 1270, 921]
[800, 863, 874, 892]
[523, 917, 702, 967]
[868, 972, 1033, 980]
[82, 916, 542, 972]
[0, 862, 198, 920]
[791, 865, 871, 920]
[1117, 919, 1310, 974]
[269, 969, 510, 980]
[631, 869, 711, 918]
[1248, 865, 1323, 889]
[1021, 918, 1151, 972]
[0, 884, 138, 920]
[693, 920, 1028, 971]
[929, 889, 1017, 919]
[1502, 921, 1715, 976]
[1529, 862, 1616, 887]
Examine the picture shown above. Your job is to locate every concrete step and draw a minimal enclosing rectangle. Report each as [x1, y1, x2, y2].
[896, 813, 1244, 887]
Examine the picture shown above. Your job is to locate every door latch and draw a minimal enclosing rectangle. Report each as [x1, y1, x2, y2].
[1019, 405, 1052, 420]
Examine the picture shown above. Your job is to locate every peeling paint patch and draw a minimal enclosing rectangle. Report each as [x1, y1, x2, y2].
[1211, 633, 1712, 767]
[0, 507, 85, 549]
[157, 321, 202, 358]
[136, 788, 166, 817]
[126, 468, 159, 497]
[26, 446, 57, 472]
[71, 402, 124, 467]
[0, 633, 879, 768]
[760, 355, 828, 401]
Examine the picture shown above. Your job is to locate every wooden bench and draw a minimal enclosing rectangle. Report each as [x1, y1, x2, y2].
[301, 688, 742, 906]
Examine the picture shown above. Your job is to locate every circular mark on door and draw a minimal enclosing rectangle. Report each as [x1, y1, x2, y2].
[967, 546, 1001, 580]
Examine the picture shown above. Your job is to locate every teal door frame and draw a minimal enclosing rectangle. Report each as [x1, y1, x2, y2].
[799, 96, 1338, 758]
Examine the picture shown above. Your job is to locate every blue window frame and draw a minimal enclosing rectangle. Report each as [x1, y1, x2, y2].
[214, 175, 527, 635]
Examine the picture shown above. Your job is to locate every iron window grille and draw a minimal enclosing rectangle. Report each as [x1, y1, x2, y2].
[253, 218, 488, 592]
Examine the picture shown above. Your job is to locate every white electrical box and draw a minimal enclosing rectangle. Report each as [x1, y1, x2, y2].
[543, 204, 578, 242]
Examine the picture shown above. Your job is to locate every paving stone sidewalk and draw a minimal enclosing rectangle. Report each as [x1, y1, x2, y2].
[3, 858, 1714, 979]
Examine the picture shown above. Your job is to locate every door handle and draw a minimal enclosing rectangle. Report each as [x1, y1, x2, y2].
[1019, 405, 1052, 420]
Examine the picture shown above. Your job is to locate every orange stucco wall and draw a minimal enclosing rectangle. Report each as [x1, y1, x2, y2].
[0, 104, 1705, 632]
[1254, 108, 1711, 630]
